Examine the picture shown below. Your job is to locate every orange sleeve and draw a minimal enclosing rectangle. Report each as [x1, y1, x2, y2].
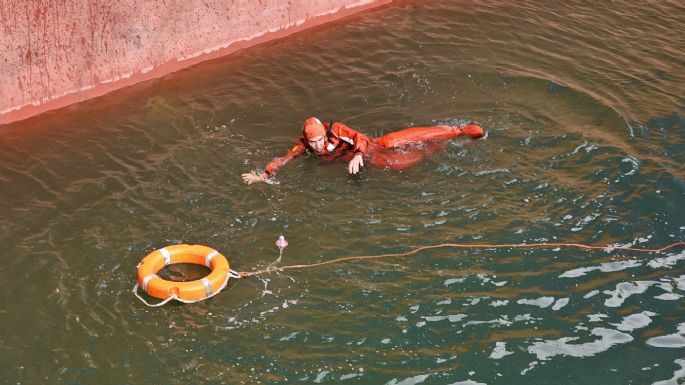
[264, 141, 306, 176]
[331, 123, 371, 156]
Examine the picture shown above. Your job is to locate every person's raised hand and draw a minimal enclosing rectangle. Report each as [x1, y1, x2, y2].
[348, 153, 364, 175]
[242, 171, 268, 185]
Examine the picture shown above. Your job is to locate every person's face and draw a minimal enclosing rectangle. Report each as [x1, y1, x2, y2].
[308, 135, 325, 153]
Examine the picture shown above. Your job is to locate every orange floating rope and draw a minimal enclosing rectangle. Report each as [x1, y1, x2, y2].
[238, 241, 685, 278]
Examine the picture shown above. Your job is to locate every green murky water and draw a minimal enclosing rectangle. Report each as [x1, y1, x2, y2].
[1, 1, 684, 384]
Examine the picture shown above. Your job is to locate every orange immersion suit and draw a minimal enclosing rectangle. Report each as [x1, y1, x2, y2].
[264, 121, 484, 177]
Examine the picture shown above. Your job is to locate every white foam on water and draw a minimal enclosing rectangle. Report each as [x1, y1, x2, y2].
[446, 380, 487, 385]
[517, 296, 555, 308]
[652, 359, 685, 385]
[588, 313, 608, 322]
[604, 281, 654, 307]
[528, 327, 633, 360]
[570, 141, 598, 155]
[610, 311, 657, 332]
[675, 275, 685, 290]
[560, 260, 642, 278]
[386, 373, 433, 385]
[655, 293, 682, 300]
[648, 251, 685, 269]
[646, 322, 685, 348]
[473, 168, 510, 176]
[489, 341, 514, 360]
[620, 156, 640, 176]
[475, 274, 508, 287]
[279, 331, 299, 342]
[490, 300, 509, 307]
[552, 298, 569, 311]
[464, 317, 513, 327]
[340, 373, 362, 380]
[448, 314, 468, 322]
[314, 370, 330, 383]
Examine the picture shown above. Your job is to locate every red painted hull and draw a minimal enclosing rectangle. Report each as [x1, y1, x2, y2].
[0, 1, 392, 126]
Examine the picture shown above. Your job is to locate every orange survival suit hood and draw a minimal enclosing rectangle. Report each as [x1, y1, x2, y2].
[302, 117, 326, 140]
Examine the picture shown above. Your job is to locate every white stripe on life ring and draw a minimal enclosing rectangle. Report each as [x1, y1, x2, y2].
[160, 248, 171, 265]
[142, 274, 159, 292]
[201, 278, 212, 297]
[205, 250, 218, 267]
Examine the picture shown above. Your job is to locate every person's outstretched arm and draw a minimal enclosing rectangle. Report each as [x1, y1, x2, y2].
[242, 142, 306, 184]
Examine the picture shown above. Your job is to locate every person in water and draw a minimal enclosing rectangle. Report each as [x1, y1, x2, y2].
[241, 117, 485, 184]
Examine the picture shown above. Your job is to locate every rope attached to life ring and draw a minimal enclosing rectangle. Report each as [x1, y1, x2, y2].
[237, 241, 685, 278]
[132, 241, 685, 306]
[133, 269, 241, 307]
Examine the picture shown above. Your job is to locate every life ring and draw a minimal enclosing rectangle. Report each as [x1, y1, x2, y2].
[136, 244, 232, 303]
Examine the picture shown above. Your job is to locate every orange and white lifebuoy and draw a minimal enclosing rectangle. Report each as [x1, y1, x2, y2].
[135, 244, 237, 306]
